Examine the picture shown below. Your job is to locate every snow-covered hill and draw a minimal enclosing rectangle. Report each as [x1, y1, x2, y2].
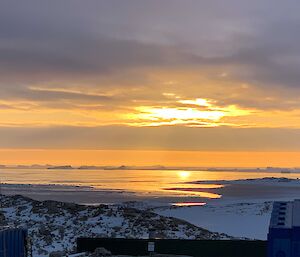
[190, 177, 300, 186]
[0, 195, 231, 257]
[156, 202, 272, 240]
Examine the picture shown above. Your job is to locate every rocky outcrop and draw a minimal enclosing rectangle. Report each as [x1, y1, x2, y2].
[0, 194, 231, 257]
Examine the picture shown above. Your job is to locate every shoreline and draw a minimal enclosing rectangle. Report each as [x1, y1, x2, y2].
[2, 176, 300, 205]
[2, 177, 300, 240]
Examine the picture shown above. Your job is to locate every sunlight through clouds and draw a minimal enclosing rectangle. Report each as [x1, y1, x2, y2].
[125, 97, 252, 127]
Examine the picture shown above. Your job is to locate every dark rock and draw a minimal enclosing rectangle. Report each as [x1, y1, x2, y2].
[91, 247, 111, 257]
[49, 250, 66, 257]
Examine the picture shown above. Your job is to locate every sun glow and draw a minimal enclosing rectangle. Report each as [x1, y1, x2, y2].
[137, 107, 225, 121]
[178, 98, 211, 107]
[126, 97, 251, 127]
[177, 171, 191, 179]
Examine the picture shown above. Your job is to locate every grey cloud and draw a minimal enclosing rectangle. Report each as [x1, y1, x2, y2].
[0, 1, 298, 80]
[0, 125, 300, 151]
[1, 0, 300, 110]
[0, 85, 111, 103]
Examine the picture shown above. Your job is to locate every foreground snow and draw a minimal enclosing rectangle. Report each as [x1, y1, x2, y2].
[0, 194, 231, 257]
[156, 202, 272, 240]
[155, 177, 300, 240]
[190, 177, 300, 187]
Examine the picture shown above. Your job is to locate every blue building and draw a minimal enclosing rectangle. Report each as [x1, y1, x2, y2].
[268, 200, 300, 257]
[0, 227, 28, 257]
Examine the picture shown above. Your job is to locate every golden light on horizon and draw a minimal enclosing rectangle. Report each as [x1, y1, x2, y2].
[1, 149, 300, 167]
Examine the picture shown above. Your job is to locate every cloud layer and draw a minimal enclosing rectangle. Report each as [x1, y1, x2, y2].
[1, 1, 300, 150]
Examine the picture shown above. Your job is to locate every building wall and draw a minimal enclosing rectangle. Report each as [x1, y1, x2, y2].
[77, 238, 267, 257]
[0, 228, 27, 257]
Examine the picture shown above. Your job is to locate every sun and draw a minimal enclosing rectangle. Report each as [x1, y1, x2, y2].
[177, 171, 191, 180]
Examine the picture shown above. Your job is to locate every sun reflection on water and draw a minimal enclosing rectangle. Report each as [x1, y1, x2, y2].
[172, 202, 207, 207]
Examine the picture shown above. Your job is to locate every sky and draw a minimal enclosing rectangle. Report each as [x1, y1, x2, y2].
[1, 1, 300, 166]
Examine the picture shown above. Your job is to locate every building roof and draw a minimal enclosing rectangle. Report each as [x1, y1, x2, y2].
[270, 200, 300, 229]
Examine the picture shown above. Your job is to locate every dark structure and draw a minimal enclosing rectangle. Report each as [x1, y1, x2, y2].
[268, 200, 300, 257]
[0, 228, 28, 257]
[77, 238, 267, 257]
